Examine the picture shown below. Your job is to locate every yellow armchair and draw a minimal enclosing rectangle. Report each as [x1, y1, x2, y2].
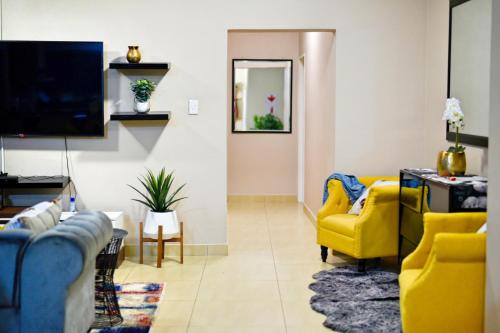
[317, 176, 399, 269]
[399, 212, 487, 333]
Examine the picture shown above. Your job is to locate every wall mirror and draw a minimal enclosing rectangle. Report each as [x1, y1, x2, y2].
[448, 0, 491, 147]
[232, 59, 292, 133]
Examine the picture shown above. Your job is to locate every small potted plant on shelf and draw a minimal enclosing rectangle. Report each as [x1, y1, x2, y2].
[128, 168, 187, 237]
[131, 78, 156, 113]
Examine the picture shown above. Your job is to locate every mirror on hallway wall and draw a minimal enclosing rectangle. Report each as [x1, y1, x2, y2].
[232, 59, 292, 133]
[448, 0, 491, 147]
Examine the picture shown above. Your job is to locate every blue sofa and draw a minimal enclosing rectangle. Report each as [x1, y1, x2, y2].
[0, 209, 113, 333]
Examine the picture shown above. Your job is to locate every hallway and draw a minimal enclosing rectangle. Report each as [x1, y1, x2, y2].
[115, 198, 349, 332]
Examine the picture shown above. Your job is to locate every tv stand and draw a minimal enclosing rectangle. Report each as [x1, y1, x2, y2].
[0, 176, 70, 217]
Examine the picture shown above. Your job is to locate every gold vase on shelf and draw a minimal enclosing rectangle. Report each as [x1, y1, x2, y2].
[447, 151, 466, 176]
[127, 46, 141, 63]
[437, 151, 450, 176]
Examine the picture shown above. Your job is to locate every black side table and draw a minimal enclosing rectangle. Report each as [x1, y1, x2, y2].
[91, 228, 128, 329]
[398, 169, 487, 262]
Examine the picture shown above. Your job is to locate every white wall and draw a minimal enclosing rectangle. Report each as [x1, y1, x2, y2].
[2, 0, 430, 246]
[300, 32, 336, 215]
[424, 0, 488, 176]
[486, 0, 500, 329]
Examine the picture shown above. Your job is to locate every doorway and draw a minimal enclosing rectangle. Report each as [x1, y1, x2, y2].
[227, 30, 336, 218]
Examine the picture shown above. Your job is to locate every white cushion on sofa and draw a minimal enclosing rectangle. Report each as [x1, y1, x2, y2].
[5, 201, 62, 234]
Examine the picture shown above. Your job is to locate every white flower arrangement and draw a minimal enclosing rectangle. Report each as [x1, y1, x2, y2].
[443, 97, 465, 153]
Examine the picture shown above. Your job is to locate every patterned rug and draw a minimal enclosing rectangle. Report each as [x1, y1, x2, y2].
[91, 282, 165, 333]
[309, 265, 400, 332]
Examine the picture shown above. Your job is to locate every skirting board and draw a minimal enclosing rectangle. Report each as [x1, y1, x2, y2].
[303, 203, 317, 227]
[125, 243, 228, 257]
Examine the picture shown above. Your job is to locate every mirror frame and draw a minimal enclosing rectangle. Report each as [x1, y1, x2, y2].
[447, 0, 489, 147]
[231, 58, 293, 134]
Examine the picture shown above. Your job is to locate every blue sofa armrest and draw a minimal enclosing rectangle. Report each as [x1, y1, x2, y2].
[20, 210, 112, 333]
[0, 230, 32, 308]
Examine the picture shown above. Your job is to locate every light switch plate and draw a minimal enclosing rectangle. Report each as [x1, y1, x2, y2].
[188, 99, 199, 115]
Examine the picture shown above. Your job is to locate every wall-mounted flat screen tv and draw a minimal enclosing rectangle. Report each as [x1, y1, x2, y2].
[0, 41, 104, 137]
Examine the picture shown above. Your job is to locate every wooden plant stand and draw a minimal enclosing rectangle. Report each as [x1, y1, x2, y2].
[139, 221, 184, 268]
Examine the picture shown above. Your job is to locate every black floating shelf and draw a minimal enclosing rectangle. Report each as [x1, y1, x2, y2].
[110, 111, 171, 121]
[109, 62, 171, 70]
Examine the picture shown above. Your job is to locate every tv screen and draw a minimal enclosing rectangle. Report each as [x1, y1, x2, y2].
[0, 41, 104, 136]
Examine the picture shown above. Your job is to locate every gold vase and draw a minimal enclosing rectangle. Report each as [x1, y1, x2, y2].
[447, 152, 466, 176]
[437, 151, 450, 176]
[127, 46, 141, 63]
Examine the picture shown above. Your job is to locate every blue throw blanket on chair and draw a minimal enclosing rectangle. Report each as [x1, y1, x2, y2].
[322, 173, 366, 204]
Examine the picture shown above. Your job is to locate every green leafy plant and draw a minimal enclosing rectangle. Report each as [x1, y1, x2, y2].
[128, 168, 187, 212]
[253, 113, 284, 130]
[131, 79, 156, 102]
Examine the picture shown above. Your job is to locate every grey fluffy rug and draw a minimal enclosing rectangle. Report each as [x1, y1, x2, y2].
[309, 265, 401, 333]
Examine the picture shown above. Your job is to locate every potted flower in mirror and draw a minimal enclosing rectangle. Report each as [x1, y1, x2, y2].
[131, 79, 156, 113]
[128, 168, 187, 237]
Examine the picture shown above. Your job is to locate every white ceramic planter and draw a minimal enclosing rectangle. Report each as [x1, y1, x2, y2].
[144, 210, 179, 237]
[135, 99, 150, 113]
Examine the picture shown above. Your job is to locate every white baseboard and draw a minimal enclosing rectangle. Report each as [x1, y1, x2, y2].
[303, 203, 317, 227]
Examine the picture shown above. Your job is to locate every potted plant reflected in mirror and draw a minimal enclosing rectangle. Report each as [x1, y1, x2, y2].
[131, 79, 156, 113]
[128, 168, 187, 238]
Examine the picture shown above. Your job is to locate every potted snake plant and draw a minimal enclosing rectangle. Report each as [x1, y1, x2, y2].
[128, 168, 187, 236]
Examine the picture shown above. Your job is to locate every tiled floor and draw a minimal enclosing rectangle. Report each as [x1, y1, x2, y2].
[116, 199, 353, 332]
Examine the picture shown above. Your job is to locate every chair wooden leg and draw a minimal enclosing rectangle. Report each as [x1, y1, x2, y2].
[157, 225, 163, 268]
[321, 246, 328, 262]
[180, 221, 184, 264]
[139, 222, 144, 264]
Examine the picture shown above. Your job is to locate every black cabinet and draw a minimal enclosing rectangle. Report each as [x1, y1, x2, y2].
[398, 169, 487, 262]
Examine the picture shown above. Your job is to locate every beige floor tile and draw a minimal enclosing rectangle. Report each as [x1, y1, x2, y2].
[188, 326, 286, 333]
[132, 255, 207, 266]
[151, 326, 188, 333]
[126, 264, 204, 283]
[227, 237, 272, 252]
[202, 261, 277, 281]
[273, 252, 326, 263]
[207, 252, 275, 265]
[197, 279, 281, 301]
[278, 280, 316, 301]
[153, 300, 195, 327]
[190, 299, 285, 327]
[275, 263, 333, 281]
[287, 325, 336, 333]
[282, 300, 328, 327]
[162, 280, 201, 300]
[113, 267, 132, 283]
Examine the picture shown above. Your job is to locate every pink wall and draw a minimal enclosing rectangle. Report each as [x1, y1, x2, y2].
[227, 31, 299, 196]
[300, 32, 336, 215]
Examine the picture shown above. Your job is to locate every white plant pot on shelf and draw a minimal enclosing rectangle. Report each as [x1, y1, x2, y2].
[144, 210, 179, 238]
[134, 99, 150, 113]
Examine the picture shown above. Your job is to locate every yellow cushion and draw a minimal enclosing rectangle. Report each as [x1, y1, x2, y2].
[320, 214, 356, 237]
